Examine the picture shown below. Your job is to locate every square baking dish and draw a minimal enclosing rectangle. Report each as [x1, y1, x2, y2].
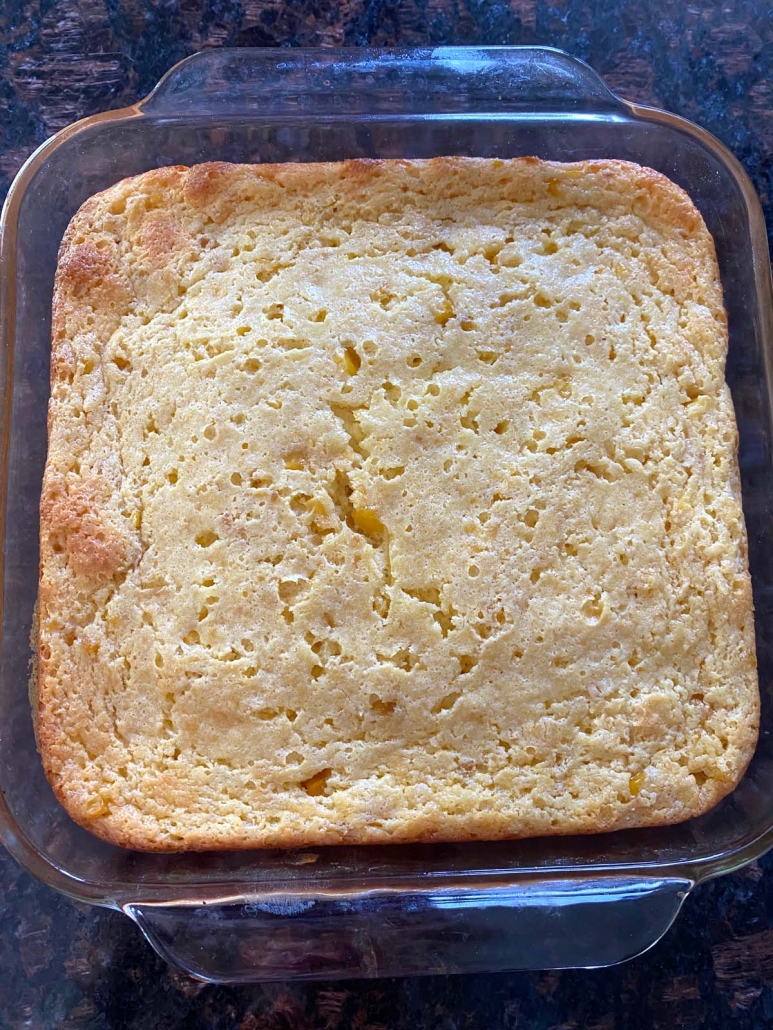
[2, 46, 773, 983]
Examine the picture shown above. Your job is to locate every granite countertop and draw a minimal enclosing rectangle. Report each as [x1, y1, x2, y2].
[2, 2, 773, 1027]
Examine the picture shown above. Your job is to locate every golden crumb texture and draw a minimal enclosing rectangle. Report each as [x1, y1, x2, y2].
[38, 157, 758, 851]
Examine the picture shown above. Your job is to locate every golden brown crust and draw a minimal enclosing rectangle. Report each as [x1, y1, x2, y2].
[42, 475, 130, 578]
[38, 158, 758, 852]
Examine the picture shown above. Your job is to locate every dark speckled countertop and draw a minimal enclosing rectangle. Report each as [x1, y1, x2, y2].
[2, 2, 773, 1028]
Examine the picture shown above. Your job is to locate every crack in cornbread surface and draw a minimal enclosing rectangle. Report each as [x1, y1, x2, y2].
[38, 157, 758, 851]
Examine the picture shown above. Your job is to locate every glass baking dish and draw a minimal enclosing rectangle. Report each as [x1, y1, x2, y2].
[1, 46, 772, 983]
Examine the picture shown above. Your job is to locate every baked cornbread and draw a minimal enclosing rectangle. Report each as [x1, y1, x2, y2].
[38, 158, 758, 851]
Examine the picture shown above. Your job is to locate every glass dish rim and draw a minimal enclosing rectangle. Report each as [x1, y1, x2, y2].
[1, 44, 772, 911]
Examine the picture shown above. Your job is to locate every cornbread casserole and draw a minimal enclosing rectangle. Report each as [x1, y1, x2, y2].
[37, 157, 758, 851]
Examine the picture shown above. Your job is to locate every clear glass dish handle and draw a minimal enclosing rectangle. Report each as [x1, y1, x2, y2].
[125, 876, 691, 982]
[126, 47, 670, 983]
[140, 46, 628, 119]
